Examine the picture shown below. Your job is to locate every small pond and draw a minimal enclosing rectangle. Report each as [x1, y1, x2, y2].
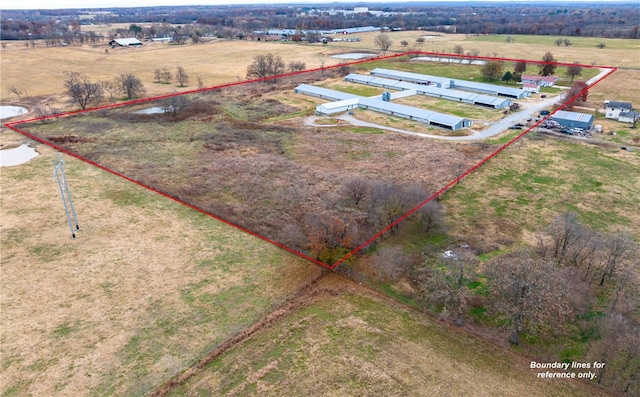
[0, 106, 28, 119]
[0, 144, 39, 167]
[331, 53, 377, 60]
[131, 106, 166, 115]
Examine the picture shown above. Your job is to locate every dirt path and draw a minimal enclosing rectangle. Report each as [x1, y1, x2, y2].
[148, 269, 329, 397]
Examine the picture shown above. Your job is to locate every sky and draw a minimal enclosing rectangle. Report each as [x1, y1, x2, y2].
[1, 0, 627, 11]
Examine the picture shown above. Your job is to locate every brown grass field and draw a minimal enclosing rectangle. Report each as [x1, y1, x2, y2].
[2, 30, 638, 396]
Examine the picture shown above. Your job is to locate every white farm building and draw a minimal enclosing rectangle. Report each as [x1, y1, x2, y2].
[293, 84, 472, 130]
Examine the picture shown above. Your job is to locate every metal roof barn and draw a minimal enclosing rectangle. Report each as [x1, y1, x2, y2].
[449, 80, 529, 99]
[294, 84, 360, 101]
[551, 110, 594, 129]
[294, 84, 472, 130]
[370, 68, 452, 88]
[370, 68, 529, 99]
[357, 98, 472, 130]
[345, 74, 511, 109]
[109, 38, 143, 47]
[316, 98, 360, 115]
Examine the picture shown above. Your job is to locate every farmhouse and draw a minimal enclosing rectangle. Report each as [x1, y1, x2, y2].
[521, 75, 559, 87]
[109, 38, 143, 47]
[618, 111, 640, 124]
[604, 100, 633, 119]
[551, 110, 594, 129]
[522, 83, 541, 93]
[345, 73, 511, 109]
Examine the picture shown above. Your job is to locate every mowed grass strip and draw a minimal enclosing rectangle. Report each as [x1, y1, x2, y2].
[166, 275, 606, 397]
[0, 133, 321, 396]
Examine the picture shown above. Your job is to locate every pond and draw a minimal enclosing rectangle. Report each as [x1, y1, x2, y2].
[331, 53, 377, 60]
[0, 105, 28, 119]
[0, 144, 39, 167]
[131, 106, 166, 114]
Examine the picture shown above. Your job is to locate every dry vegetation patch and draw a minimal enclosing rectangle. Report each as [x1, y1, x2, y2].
[165, 274, 608, 397]
[0, 131, 321, 396]
[16, 78, 499, 264]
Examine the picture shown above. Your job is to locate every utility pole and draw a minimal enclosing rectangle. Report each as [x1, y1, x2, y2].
[53, 155, 80, 238]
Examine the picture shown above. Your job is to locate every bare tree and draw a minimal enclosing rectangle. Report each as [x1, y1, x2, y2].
[197, 76, 204, 90]
[596, 232, 635, 286]
[159, 95, 190, 119]
[481, 60, 503, 80]
[543, 212, 585, 263]
[7, 85, 26, 100]
[514, 61, 527, 74]
[369, 245, 413, 281]
[566, 63, 583, 81]
[339, 177, 371, 207]
[100, 79, 118, 103]
[596, 42, 606, 49]
[539, 52, 557, 76]
[63, 70, 104, 110]
[246, 53, 285, 82]
[400, 40, 409, 47]
[486, 250, 580, 345]
[374, 34, 393, 53]
[416, 250, 477, 326]
[176, 66, 189, 87]
[117, 72, 145, 100]
[453, 44, 464, 56]
[288, 61, 306, 73]
[505, 35, 514, 43]
[415, 37, 425, 44]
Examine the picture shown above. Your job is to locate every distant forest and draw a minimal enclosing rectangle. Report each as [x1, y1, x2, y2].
[2, 2, 639, 41]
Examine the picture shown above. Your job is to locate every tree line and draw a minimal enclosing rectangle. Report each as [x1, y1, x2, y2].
[370, 212, 638, 395]
[3, 3, 639, 41]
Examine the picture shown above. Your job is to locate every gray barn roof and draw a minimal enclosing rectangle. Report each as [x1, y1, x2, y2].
[370, 68, 529, 99]
[371, 68, 451, 86]
[294, 84, 360, 101]
[358, 97, 470, 129]
[345, 73, 510, 108]
[551, 110, 594, 123]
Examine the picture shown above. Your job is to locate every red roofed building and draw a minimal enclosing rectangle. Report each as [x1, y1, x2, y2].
[522, 83, 540, 93]
[521, 75, 559, 87]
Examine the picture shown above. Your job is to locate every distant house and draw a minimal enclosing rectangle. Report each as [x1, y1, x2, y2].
[109, 38, 143, 47]
[521, 75, 559, 87]
[551, 110, 594, 129]
[522, 83, 540, 93]
[618, 111, 640, 124]
[151, 37, 172, 43]
[604, 100, 633, 119]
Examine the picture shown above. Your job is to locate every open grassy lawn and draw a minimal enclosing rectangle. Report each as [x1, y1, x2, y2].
[443, 133, 640, 252]
[166, 275, 609, 397]
[0, 132, 321, 396]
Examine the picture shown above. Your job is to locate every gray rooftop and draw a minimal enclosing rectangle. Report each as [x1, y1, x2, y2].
[345, 73, 509, 108]
[552, 110, 594, 122]
[294, 84, 360, 101]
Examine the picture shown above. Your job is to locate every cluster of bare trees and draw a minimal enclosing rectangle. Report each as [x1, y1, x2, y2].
[300, 177, 444, 264]
[63, 70, 146, 110]
[404, 212, 638, 394]
[246, 53, 286, 81]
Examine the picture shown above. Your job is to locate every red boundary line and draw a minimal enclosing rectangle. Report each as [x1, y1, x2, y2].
[4, 52, 617, 270]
